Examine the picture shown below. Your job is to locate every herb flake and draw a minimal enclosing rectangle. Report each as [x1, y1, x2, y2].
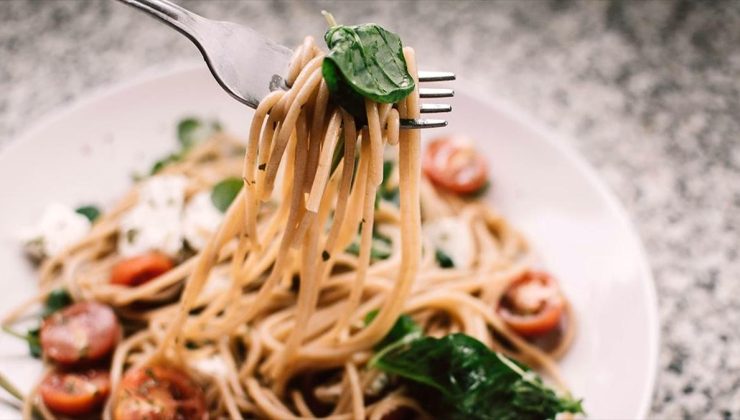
[75, 205, 101, 223]
[211, 177, 244, 213]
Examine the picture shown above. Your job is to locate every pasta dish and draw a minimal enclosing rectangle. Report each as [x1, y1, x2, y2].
[3, 15, 583, 420]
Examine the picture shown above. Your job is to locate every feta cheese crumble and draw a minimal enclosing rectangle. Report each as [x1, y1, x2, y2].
[191, 355, 228, 378]
[182, 191, 224, 251]
[424, 217, 475, 269]
[118, 175, 188, 257]
[20, 203, 92, 259]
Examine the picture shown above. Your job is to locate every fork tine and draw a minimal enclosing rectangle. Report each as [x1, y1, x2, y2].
[418, 71, 456, 82]
[400, 118, 448, 129]
[420, 103, 452, 113]
[419, 88, 455, 98]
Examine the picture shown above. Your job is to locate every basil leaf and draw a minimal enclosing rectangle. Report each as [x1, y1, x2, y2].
[374, 333, 584, 420]
[177, 117, 222, 150]
[211, 177, 243, 213]
[75, 205, 101, 223]
[3, 326, 42, 358]
[323, 24, 415, 121]
[43, 289, 73, 317]
[149, 117, 223, 176]
[382, 160, 394, 182]
[150, 152, 181, 175]
[346, 229, 392, 261]
[26, 328, 41, 358]
[435, 248, 455, 268]
[365, 310, 422, 352]
[3, 288, 72, 358]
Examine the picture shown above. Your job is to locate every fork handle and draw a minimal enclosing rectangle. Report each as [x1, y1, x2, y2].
[117, 0, 203, 42]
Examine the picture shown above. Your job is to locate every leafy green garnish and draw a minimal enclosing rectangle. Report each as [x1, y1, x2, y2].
[42, 289, 73, 317]
[149, 117, 222, 175]
[375, 160, 400, 209]
[3, 288, 74, 358]
[346, 229, 392, 261]
[323, 23, 415, 122]
[381, 158, 394, 182]
[211, 177, 243, 213]
[150, 153, 181, 175]
[177, 117, 222, 149]
[26, 328, 41, 358]
[435, 248, 455, 268]
[373, 333, 584, 420]
[3, 326, 41, 358]
[365, 310, 422, 352]
[75, 205, 101, 223]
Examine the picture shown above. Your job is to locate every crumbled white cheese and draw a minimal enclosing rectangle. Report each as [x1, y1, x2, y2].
[20, 203, 92, 259]
[182, 191, 224, 251]
[424, 217, 475, 269]
[191, 355, 228, 378]
[118, 175, 188, 257]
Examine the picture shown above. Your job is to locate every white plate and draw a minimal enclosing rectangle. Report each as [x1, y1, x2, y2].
[0, 65, 658, 418]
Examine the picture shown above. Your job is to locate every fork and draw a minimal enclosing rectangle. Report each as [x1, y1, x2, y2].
[116, 0, 454, 128]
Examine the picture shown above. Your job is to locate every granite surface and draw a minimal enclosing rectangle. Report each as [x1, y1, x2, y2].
[1, 0, 739, 418]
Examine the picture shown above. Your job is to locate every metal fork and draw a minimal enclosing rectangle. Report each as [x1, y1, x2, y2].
[116, 0, 454, 128]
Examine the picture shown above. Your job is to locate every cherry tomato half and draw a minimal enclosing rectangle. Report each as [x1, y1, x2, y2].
[422, 136, 488, 195]
[110, 252, 174, 287]
[40, 301, 121, 365]
[498, 271, 565, 337]
[113, 364, 208, 420]
[40, 369, 110, 417]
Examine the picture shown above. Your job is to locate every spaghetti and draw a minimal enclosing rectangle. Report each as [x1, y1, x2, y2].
[5, 35, 577, 419]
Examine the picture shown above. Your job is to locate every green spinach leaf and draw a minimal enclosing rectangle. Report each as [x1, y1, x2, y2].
[75, 205, 101, 223]
[149, 117, 222, 175]
[323, 24, 415, 121]
[346, 229, 392, 261]
[3, 326, 41, 358]
[375, 160, 400, 209]
[150, 152, 182, 175]
[2, 288, 73, 359]
[211, 177, 244, 213]
[373, 333, 584, 420]
[365, 310, 422, 352]
[177, 117, 222, 149]
[26, 328, 41, 358]
[435, 248, 455, 268]
[42, 289, 73, 317]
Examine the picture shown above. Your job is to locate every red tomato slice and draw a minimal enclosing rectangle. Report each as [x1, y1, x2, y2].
[40, 301, 121, 365]
[422, 136, 488, 195]
[110, 252, 174, 287]
[498, 271, 565, 337]
[113, 364, 208, 420]
[39, 369, 110, 417]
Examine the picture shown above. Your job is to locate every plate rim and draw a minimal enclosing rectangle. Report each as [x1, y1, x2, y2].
[455, 79, 660, 418]
[0, 62, 660, 418]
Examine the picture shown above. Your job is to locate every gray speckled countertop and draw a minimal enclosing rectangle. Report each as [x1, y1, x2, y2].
[1, 0, 739, 418]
